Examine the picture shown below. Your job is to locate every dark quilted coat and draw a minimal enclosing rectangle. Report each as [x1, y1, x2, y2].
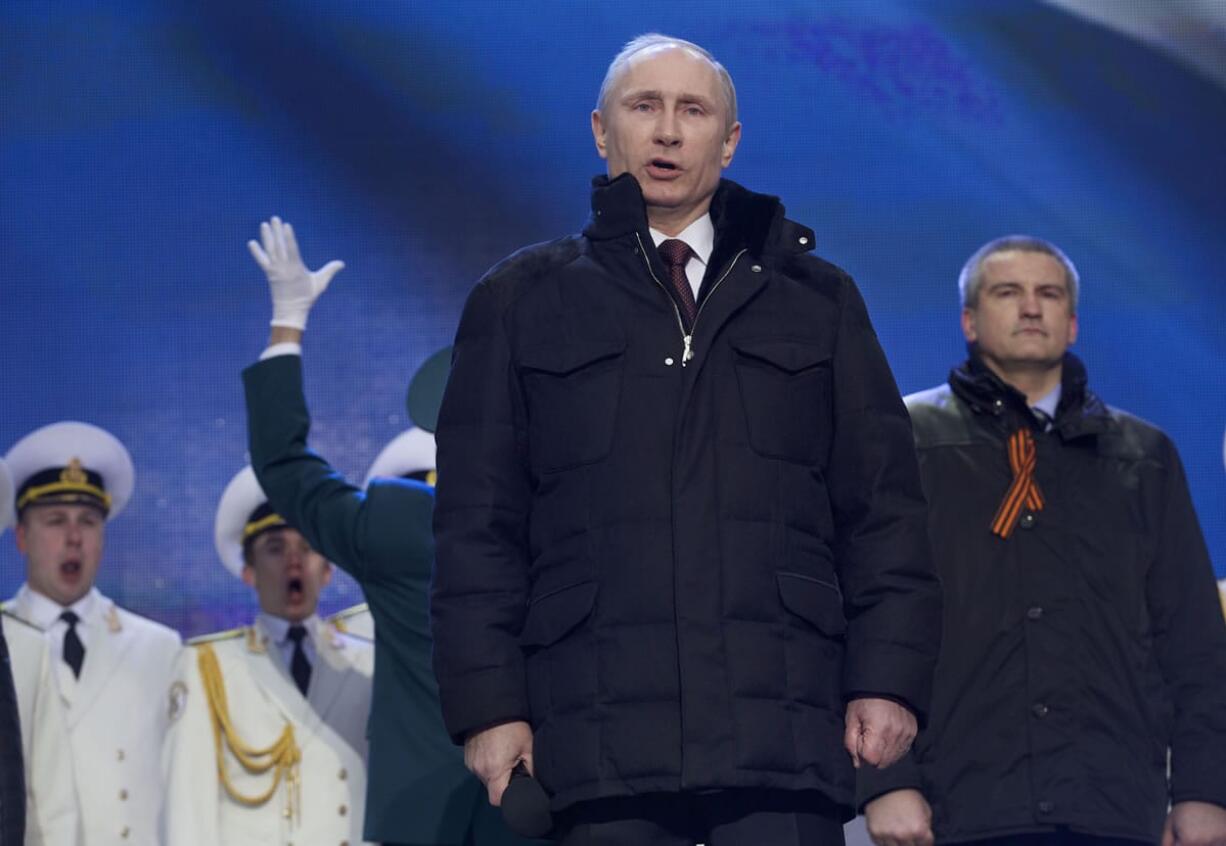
[431, 175, 942, 815]
[858, 354, 1226, 843]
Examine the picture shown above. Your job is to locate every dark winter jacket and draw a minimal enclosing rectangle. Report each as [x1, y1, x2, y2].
[431, 175, 942, 815]
[0, 624, 26, 845]
[858, 353, 1226, 843]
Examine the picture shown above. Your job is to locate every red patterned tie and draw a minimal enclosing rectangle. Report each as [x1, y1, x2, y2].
[658, 239, 697, 327]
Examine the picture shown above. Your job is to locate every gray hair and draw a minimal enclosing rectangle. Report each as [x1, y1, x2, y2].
[596, 34, 738, 130]
[958, 235, 1080, 312]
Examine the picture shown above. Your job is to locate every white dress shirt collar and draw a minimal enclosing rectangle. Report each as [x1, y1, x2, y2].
[1032, 384, 1062, 421]
[19, 583, 101, 630]
[257, 611, 320, 677]
[257, 611, 319, 644]
[649, 213, 715, 267]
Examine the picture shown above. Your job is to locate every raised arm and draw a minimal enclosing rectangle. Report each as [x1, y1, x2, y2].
[242, 216, 434, 584]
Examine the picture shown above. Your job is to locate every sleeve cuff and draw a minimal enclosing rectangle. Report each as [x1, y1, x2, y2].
[855, 752, 925, 811]
[260, 342, 302, 360]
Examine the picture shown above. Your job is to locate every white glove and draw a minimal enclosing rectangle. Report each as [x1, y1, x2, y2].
[247, 215, 345, 330]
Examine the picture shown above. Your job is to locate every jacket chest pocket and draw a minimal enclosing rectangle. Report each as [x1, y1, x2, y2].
[519, 336, 625, 473]
[732, 337, 832, 464]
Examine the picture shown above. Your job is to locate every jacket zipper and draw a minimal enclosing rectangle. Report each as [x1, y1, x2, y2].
[634, 232, 747, 366]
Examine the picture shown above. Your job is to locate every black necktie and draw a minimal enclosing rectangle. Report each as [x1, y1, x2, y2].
[287, 624, 311, 696]
[60, 610, 85, 679]
[657, 239, 697, 328]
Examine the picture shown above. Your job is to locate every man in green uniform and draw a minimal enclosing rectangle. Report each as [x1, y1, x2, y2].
[241, 215, 537, 846]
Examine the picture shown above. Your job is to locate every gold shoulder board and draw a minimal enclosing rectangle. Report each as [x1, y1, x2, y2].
[327, 603, 370, 635]
[187, 627, 247, 647]
[0, 607, 44, 633]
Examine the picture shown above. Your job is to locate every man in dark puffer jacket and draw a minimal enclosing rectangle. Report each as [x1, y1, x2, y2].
[432, 33, 943, 846]
[860, 236, 1226, 846]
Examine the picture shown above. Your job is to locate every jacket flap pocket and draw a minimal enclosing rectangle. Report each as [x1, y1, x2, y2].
[732, 337, 830, 373]
[777, 572, 847, 637]
[519, 581, 598, 647]
[519, 336, 625, 376]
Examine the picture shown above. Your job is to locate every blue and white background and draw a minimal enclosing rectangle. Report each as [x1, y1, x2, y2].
[2, 0, 1224, 638]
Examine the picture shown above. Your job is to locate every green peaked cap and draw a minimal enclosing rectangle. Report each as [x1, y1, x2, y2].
[406, 347, 452, 434]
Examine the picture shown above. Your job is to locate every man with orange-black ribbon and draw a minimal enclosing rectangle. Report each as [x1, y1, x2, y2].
[859, 236, 1226, 846]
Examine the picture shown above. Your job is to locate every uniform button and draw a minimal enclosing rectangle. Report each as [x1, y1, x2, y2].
[339, 804, 348, 816]
[284, 807, 292, 819]
[1019, 512, 1036, 530]
[664, 357, 674, 366]
[751, 264, 762, 273]
[120, 827, 130, 839]
[1026, 607, 1044, 621]
[341, 841, 349, 846]
[338, 768, 348, 781]
[1031, 702, 1049, 718]
[798, 236, 809, 245]
[119, 789, 128, 801]
[117, 749, 125, 762]
[1037, 800, 1054, 814]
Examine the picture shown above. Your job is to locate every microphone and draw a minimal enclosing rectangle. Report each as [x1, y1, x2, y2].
[501, 760, 552, 838]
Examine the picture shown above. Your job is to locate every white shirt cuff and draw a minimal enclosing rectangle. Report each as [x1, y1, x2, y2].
[260, 342, 302, 360]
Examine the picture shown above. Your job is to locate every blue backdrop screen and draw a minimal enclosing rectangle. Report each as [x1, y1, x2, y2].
[2, 1, 1223, 636]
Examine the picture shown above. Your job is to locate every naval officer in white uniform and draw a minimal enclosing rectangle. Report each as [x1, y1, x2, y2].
[3, 422, 182, 846]
[1, 457, 81, 846]
[161, 466, 373, 846]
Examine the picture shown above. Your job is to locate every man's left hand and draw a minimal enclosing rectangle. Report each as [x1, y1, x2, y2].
[247, 215, 344, 331]
[844, 697, 916, 768]
[1163, 801, 1226, 846]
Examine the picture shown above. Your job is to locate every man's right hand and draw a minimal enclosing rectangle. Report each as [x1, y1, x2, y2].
[247, 215, 344, 332]
[464, 720, 534, 807]
[865, 789, 934, 846]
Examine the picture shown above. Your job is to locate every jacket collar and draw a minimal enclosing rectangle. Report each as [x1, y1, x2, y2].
[949, 349, 1109, 438]
[582, 174, 815, 263]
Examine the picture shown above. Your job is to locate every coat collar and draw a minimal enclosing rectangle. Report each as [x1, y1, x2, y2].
[582, 174, 815, 264]
[948, 349, 1109, 439]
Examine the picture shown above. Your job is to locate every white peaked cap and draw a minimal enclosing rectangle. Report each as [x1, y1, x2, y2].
[213, 466, 277, 579]
[4, 421, 135, 521]
[0, 459, 13, 534]
[363, 427, 436, 487]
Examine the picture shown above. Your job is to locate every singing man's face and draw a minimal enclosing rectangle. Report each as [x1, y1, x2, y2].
[17, 503, 106, 606]
[241, 527, 332, 622]
[592, 45, 740, 226]
[962, 250, 1078, 371]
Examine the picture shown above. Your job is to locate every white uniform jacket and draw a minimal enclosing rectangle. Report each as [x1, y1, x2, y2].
[161, 617, 374, 846]
[1, 610, 81, 846]
[6, 587, 182, 846]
